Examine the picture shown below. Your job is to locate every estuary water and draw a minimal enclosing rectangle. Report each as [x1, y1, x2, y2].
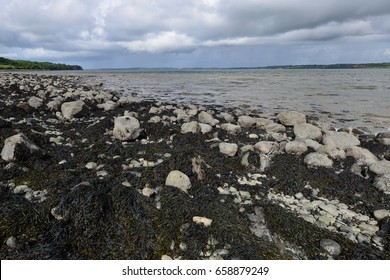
[87, 68, 389, 133]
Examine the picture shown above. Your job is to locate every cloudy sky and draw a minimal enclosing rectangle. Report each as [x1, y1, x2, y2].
[1, 0, 390, 69]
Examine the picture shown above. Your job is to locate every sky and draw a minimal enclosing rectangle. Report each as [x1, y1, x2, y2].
[1, 0, 390, 69]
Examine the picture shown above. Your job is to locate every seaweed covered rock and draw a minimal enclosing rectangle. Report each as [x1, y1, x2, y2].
[1, 133, 43, 162]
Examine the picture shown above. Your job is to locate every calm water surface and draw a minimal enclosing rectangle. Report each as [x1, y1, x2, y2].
[86, 69, 389, 133]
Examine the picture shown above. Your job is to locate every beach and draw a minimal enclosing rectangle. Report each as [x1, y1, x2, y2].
[0, 72, 389, 260]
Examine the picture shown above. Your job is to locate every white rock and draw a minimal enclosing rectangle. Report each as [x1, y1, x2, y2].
[346, 146, 378, 166]
[238, 116, 257, 128]
[221, 123, 241, 134]
[149, 107, 162, 114]
[319, 204, 339, 217]
[264, 123, 286, 133]
[6, 236, 17, 249]
[1, 133, 43, 162]
[254, 141, 279, 154]
[219, 142, 238, 157]
[165, 170, 191, 193]
[199, 123, 213, 134]
[304, 152, 333, 168]
[317, 145, 346, 160]
[28, 96, 44, 109]
[285, 140, 308, 155]
[181, 121, 201, 134]
[323, 131, 360, 150]
[305, 139, 322, 151]
[358, 223, 379, 234]
[373, 209, 390, 220]
[256, 118, 273, 127]
[113, 116, 141, 141]
[277, 111, 306, 126]
[193, 216, 213, 227]
[294, 123, 322, 140]
[220, 112, 235, 122]
[198, 111, 219, 126]
[97, 101, 118, 111]
[161, 255, 173, 260]
[142, 187, 155, 197]
[369, 160, 390, 175]
[374, 174, 390, 194]
[85, 162, 97, 170]
[174, 109, 189, 122]
[320, 239, 341, 256]
[61, 100, 88, 119]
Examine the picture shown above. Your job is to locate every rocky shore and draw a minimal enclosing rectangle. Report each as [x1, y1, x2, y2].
[0, 72, 389, 260]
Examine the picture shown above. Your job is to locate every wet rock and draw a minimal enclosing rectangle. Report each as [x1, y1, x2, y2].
[181, 121, 201, 134]
[294, 123, 322, 140]
[285, 140, 308, 156]
[304, 152, 333, 168]
[1, 133, 43, 162]
[198, 111, 219, 126]
[277, 111, 306, 126]
[221, 123, 241, 134]
[320, 239, 341, 256]
[113, 116, 141, 141]
[369, 160, 390, 175]
[193, 216, 212, 227]
[238, 115, 257, 128]
[374, 175, 390, 194]
[28, 96, 44, 109]
[219, 142, 238, 157]
[61, 100, 88, 119]
[254, 141, 279, 154]
[165, 170, 191, 193]
[322, 131, 360, 150]
[373, 209, 390, 221]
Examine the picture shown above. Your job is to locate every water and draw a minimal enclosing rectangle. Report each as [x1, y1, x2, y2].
[40, 68, 390, 133]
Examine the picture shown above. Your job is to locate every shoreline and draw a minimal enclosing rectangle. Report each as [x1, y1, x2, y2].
[0, 72, 389, 260]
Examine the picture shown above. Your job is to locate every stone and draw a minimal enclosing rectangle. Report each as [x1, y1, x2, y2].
[369, 160, 390, 175]
[373, 209, 390, 220]
[46, 97, 64, 111]
[320, 239, 341, 256]
[199, 123, 213, 134]
[285, 140, 308, 155]
[85, 162, 98, 170]
[238, 115, 257, 128]
[28, 96, 44, 109]
[294, 123, 322, 140]
[277, 111, 306, 126]
[305, 139, 322, 151]
[256, 118, 273, 127]
[358, 223, 379, 234]
[304, 152, 333, 168]
[221, 123, 241, 134]
[264, 123, 286, 133]
[174, 109, 189, 122]
[1, 133, 43, 162]
[6, 236, 17, 249]
[61, 100, 88, 119]
[97, 101, 118, 111]
[193, 216, 212, 227]
[346, 146, 378, 166]
[319, 204, 339, 217]
[181, 121, 201, 134]
[142, 187, 155, 197]
[322, 131, 360, 150]
[219, 142, 238, 157]
[376, 132, 390, 145]
[113, 116, 141, 141]
[161, 255, 173, 260]
[165, 170, 191, 193]
[317, 145, 346, 160]
[148, 116, 161, 123]
[198, 111, 219, 126]
[374, 174, 390, 194]
[254, 141, 279, 154]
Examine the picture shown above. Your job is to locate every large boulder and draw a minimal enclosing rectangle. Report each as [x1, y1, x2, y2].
[1, 133, 43, 162]
[323, 131, 360, 150]
[113, 116, 141, 141]
[61, 100, 88, 119]
[277, 111, 306, 126]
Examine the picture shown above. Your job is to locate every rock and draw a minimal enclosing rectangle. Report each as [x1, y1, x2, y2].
[97, 101, 118, 111]
[320, 239, 341, 256]
[256, 118, 273, 127]
[47, 98, 64, 111]
[346, 146, 378, 166]
[238, 116, 257, 128]
[376, 132, 390, 145]
[264, 123, 286, 133]
[304, 152, 333, 168]
[373, 209, 390, 220]
[193, 216, 213, 227]
[174, 108, 189, 122]
[358, 223, 379, 234]
[277, 111, 306, 126]
[304, 139, 322, 151]
[6, 236, 17, 249]
[142, 187, 155, 197]
[319, 204, 339, 217]
[85, 162, 98, 170]
[181, 121, 201, 134]
[219, 142, 238, 157]
[294, 123, 322, 140]
[374, 174, 390, 194]
[285, 140, 308, 155]
[369, 160, 390, 175]
[198, 111, 219, 126]
[220, 112, 235, 122]
[317, 145, 346, 160]
[254, 141, 279, 154]
[221, 123, 241, 135]
[322, 131, 360, 150]
[199, 123, 213, 134]
[165, 170, 191, 193]
[28, 96, 44, 109]
[113, 116, 141, 141]
[1, 133, 43, 162]
[61, 100, 88, 119]
[149, 116, 161, 123]
[161, 255, 173, 260]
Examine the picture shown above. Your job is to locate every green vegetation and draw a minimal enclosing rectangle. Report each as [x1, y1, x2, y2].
[0, 57, 82, 70]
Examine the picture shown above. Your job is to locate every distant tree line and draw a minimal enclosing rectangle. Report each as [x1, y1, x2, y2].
[0, 57, 83, 70]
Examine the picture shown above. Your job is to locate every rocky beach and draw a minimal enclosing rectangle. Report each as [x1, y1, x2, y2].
[0, 72, 389, 260]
